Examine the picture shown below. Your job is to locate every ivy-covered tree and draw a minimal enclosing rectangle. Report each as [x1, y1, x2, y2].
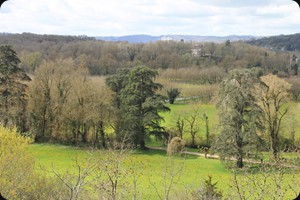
[214, 69, 262, 168]
[106, 66, 169, 149]
[0, 45, 31, 130]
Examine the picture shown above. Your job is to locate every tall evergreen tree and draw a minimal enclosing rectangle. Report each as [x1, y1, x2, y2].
[107, 66, 169, 149]
[0, 45, 31, 130]
[214, 69, 261, 168]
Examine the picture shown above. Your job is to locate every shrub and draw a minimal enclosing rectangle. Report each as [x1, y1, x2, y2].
[191, 175, 222, 200]
[167, 137, 186, 155]
[0, 126, 63, 199]
[0, 126, 36, 199]
[167, 88, 180, 104]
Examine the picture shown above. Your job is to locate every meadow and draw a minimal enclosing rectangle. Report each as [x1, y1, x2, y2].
[28, 143, 300, 199]
[28, 144, 230, 199]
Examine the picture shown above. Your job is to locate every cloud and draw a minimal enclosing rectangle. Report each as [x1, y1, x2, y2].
[0, 0, 299, 36]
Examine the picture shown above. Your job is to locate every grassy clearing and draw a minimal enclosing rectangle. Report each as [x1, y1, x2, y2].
[28, 144, 230, 199]
[28, 144, 300, 199]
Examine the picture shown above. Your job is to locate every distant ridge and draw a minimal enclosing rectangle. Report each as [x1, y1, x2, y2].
[95, 34, 261, 43]
[246, 33, 300, 51]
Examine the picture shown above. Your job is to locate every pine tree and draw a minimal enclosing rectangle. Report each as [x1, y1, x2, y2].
[107, 66, 169, 149]
[0, 45, 31, 130]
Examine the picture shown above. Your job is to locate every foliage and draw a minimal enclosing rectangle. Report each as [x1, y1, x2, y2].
[167, 136, 186, 155]
[214, 69, 262, 168]
[256, 74, 291, 159]
[0, 126, 63, 200]
[0, 33, 295, 77]
[287, 77, 300, 101]
[0, 45, 31, 131]
[191, 175, 222, 200]
[167, 88, 180, 104]
[106, 66, 170, 149]
[0, 126, 32, 199]
[28, 60, 113, 145]
[247, 33, 300, 51]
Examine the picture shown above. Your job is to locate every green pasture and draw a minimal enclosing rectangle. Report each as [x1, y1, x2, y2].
[28, 144, 230, 199]
[28, 144, 300, 199]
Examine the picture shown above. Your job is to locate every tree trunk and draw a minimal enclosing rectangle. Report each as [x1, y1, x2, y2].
[140, 140, 146, 150]
[140, 125, 146, 149]
[204, 114, 210, 146]
[191, 133, 196, 148]
[271, 132, 279, 160]
[99, 121, 106, 149]
[236, 155, 244, 168]
[236, 133, 244, 168]
[81, 123, 88, 143]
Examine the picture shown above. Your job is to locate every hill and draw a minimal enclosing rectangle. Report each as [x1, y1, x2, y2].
[246, 33, 300, 51]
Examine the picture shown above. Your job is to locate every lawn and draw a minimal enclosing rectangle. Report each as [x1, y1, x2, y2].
[28, 143, 300, 199]
[28, 144, 230, 199]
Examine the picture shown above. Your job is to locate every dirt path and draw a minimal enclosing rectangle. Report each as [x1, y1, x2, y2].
[147, 146, 300, 169]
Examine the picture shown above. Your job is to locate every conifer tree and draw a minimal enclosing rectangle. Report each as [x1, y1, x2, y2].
[0, 45, 31, 130]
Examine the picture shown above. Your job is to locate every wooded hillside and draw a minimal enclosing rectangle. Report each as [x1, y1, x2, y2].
[247, 33, 300, 51]
[0, 33, 297, 79]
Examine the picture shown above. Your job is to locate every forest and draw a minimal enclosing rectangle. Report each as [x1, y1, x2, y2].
[0, 33, 300, 199]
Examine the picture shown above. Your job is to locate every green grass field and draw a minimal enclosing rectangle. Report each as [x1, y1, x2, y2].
[28, 144, 230, 199]
[28, 144, 300, 199]
[27, 100, 300, 199]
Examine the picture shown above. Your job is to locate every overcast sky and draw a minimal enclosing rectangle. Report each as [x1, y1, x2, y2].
[0, 0, 300, 36]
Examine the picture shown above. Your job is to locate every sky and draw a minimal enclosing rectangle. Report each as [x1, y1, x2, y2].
[0, 0, 300, 37]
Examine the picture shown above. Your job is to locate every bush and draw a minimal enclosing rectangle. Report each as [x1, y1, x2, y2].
[167, 88, 180, 104]
[0, 126, 34, 199]
[191, 175, 222, 200]
[167, 137, 186, 155]
[0, 126, 62, 200]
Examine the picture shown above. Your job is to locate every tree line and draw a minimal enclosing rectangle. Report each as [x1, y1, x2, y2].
[1, 33, 298, 80]
[1, 45, 172, 149]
